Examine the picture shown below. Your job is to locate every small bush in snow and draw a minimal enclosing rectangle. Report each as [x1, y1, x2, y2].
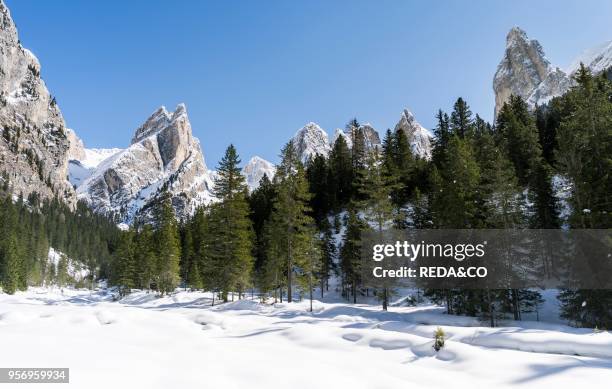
[433, 327, 445, 351]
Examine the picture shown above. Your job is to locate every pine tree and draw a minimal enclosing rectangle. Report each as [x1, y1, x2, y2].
[208, 144, 254, 301]
[340, 208, 364, 304]
[114, 231, 135, 296]
[430, 136, 480, 228]
[450, 97, 473, 138]
[154, 194, 181, 295]
[496, 95, 559, 228]
[267, 141, 315, 303]
[319, 220, 337, 298]
[305, 154, 330, 224]
[555, 65, 612, 328]
[328, 135, 353, 209]
[432, 110, 451, 167]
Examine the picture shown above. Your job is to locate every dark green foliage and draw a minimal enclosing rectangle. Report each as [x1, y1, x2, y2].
[265, 141, 315, 303]
[305, 154, 330, 224]
[205, 145, 254, 300]
[450, 97, 473, 138]
[328, 135, 353, 209]
[0, 187, 119, 294]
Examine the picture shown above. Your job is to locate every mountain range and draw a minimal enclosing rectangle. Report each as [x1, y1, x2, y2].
[0, 0, 610, 224]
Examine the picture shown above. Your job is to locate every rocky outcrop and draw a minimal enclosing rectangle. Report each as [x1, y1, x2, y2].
[0, 1, 75, 203]
[394, 109, 432, 159]
[526, 67, 574, 107]
[242, 156, 275, 192]
[331, 123, 381, 152]
[292, 122, 331, 162]
[77, 104, 214, 223]
[494, 28, 612, 117]
[66, 128, 85, 161]
[493, 27, 556, 117]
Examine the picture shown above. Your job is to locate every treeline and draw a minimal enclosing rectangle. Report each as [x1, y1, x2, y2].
[2, 66, 609, 328]
[0, 180, 120, 294]
[111, 65, 610, 326]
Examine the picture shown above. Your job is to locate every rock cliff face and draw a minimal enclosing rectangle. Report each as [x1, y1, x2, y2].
[0, 1, 75, 203]
[394, 109, 432, 159]
[76, 104, 214, 223]
[493, 27, 556, 117]
[493, 28, 612, 117]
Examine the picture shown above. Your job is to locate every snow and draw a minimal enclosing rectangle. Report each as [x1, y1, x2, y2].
[81, 148, 123, 170]
[292, 122, 331, 162]
[47, 248, 89, 281]
[1, 287, 610, 388]
[567, 40, 612, 75]
[242, 156, 276, 192]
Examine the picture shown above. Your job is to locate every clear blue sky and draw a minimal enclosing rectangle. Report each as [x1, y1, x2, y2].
[6, 0, 612, 166]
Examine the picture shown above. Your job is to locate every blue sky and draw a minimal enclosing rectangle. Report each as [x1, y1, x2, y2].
[6, 0, 612, 166]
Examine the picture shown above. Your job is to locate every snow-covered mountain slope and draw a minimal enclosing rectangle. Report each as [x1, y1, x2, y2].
[292, 122, 331, 162]
[0, 1, 75, 204]
[76, 104, 214, 223]
[331, 128, 352, 148]
[242, 156, 275, 192]
[80, 148, 123, 170]
[394, 109, 432, 159]
[68, 145, 122, 187]
[567, 39, 612, 76]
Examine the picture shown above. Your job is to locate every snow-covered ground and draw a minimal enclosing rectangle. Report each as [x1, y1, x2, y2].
[0, 288, 610, 389]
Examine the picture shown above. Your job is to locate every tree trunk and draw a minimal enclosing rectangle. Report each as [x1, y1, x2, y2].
[487, 289, 494, 328]
[382, 288, 388, 311]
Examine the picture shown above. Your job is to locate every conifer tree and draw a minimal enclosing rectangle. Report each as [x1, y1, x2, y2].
[430, 136, 480, 228]
[340, 208, 364, 304]
[328, 135, 353, 209]
[267, 141, 314, 303]
[114, 231, 135, 296]
[305, 154, 330, 224]
[208, 144, 254, 300]
[319, 220, 337, 298]
[450, 97, 473, 138]
[154, 194, 181, 295]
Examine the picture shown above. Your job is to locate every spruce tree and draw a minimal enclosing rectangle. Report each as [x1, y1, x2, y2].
[154, 194, 181, 295]
[268, 141, 315, 303]
[328, 135, 353, 209]
[450, 97, 473, 138]
[208, 144, 254, 301]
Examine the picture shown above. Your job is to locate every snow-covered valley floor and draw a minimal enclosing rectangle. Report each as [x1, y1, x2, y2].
[1, 288, 611, 389]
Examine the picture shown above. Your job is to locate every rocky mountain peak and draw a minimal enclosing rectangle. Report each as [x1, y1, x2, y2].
[292, 122, 331, 162]
[494, 28, 612, 116]
[77, 103, 214, 223]
[493, 27, 553, 117]
[242, 156, 276, 192]
[394, 109, 432, 159]
[131, 106, 171, 144]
